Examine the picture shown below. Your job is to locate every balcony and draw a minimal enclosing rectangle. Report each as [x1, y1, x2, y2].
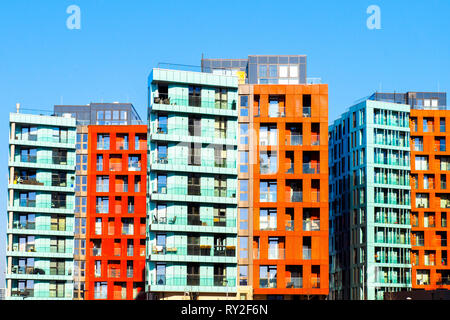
[156, 156, 168, 164]
[116, 142, 128, 151]
[20, 155, 37, 163]
[268, 248, 285, 260]
[311, 278, 320, 288]
[19, 199, 36, 208]
[96, 184, 109, 193]
[109, 163, 122, 172]
[260, 192, 277, 203]
[303, 219, 320, 231]
[128, 162, 141, 172]
[303, 163, 320, 174]
[286, 191, 302, 202]
[259, 278, 277, 289]
[213, 246, 236, 257]
[311, 135, 320, 146]
[11, 221, 36, 230]
[115, 184, 127, 192]
[285, 220, 294, 231]
[286, 134, 302, 146]
[11, 289, 34, 298]
[92, 248, 102, 256]
[286, 277, 303, 288]
[303, 107, 311, 118]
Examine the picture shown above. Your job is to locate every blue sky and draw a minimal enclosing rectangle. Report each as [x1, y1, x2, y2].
[0, 0, 449, 284]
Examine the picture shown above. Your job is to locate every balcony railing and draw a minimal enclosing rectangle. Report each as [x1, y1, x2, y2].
[303, 219, 320, 231]
[259, 278, 277, 289]
[286, 191, 303, 202]
[286, 277, 303, 288]
[115, 184, 127, 192]
[268, 247, 285, 260]
[286, 134, 303, 146]
[303, 107, 311, 117]
[285, 220, 294, 231]
[303, 163, 320, 174]
[128, 162, 141, 171]
[311, 135, 320, 146]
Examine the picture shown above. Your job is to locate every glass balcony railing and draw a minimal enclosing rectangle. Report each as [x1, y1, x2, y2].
[286, 191, 302, 202]
[303, 219, 320, 231]
[153, 93, 237, 111]
[303, 163, 320, 174]
[259, 278, 277, 289]
[303, 107, 311, 118]
[152, 214, 236, 228]
[150, 275, 236, 287]
[285, 220, 294, 231]
[286, 277, 303, 288]
[286, 134, 302, 146]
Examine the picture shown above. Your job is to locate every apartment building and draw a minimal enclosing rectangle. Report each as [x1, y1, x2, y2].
[6, 106, 77, 299]
[370, 91, 449, 291]
[84, 125, 147, 300]
[54, 103, 144, 299]
[146, 67, 239, 299]
[247, 84, 329, 300]
[329, 98, 412, 300]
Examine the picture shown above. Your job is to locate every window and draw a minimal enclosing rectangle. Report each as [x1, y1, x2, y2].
[239, 151, 248, 173]
[215, 117, 227, 139]
[189, 86, 202, 107]
[215, 88, 228, 109]
[239, 237, 248, 259]
[260, 124, 277, 146]
[239, 208, 248, 231]
[239, 124, 249, 145]
[441, 118, 446, 132]
[259, 65, 267, 77]
[260, 180, 277, 202]
[240, 96, 249, 117]
[269, 65, 277, 77]
[239, 265, 248, 286]
[259, 265, 277, 288]
[239, 180, 248, 201]
[260, 208, 277, 230]
[97, 134, 110, 150]
[96, 155, 103, 171]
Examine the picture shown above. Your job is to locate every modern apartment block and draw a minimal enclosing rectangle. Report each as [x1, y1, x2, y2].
[6, 106, 77, 299]
[410, 108, 450, 289]
[370, 91, 450, 291]
[329, 98, 412, 300]
[146, 67, 239, 299]
[201, 55, 307, 85]
[85, 124, 147, 300]
[247, 84, 329, 300]
[54, 103, 143, 299]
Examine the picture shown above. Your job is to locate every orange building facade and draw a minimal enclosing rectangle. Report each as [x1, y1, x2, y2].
[250, 84, 329, 299]
[410, 110, 450, 289]
[85, 125, 147, 300]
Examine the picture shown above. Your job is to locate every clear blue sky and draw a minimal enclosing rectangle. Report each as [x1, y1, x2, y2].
[0, 0, 449, 285]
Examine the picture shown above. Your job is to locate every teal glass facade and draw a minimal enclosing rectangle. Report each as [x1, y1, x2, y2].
[329, 100, 412, 300]
[147, 68, 239, 298]
[6, 112, 77, 299]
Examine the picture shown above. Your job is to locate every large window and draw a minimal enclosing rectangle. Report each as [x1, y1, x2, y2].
[260, 180, 277, 202]
[240, 96, 249, 117]
[239, 180, 248, 201]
